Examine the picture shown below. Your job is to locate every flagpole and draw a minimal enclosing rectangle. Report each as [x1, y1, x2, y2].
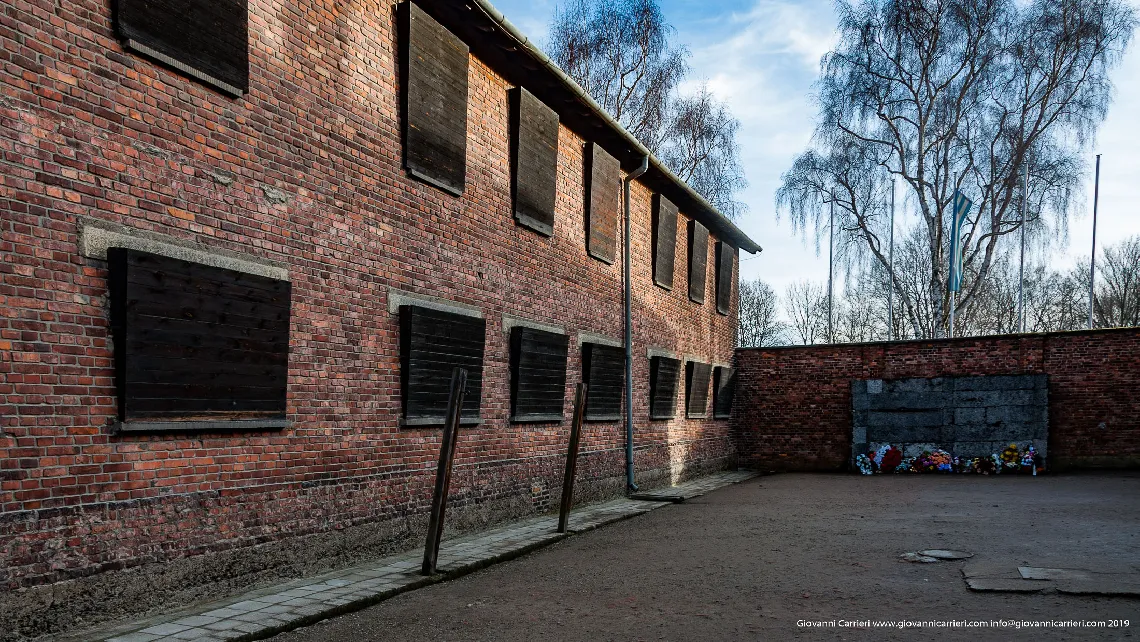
[949, 294, 956, 339]
[949, 189, 956, 340]
[887, 176, 895, 341]
[1018, 156, 1029, 333]
[828, 200, 835, 343]
[1087, 154, 1101, 330]
[947, 184, 972, 340]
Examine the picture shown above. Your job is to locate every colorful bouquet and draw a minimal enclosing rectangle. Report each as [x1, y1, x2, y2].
[879, 446, 903, 472]
[1021, 445, 1040, 475]
[1000, 443, 1021, 471]
[856, 443, 1044, 475]
[912, 449, 953, 472]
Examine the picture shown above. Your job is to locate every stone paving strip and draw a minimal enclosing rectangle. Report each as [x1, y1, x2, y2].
[962, 561, 1140, 596]
[60, 470, 756, 642]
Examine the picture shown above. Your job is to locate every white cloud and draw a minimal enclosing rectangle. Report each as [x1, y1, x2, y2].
[684, 0, 1140, 298]
[492, 0, 1140, 300]
[679, 0, 840, 292]
[1062, 35, 1140, 269]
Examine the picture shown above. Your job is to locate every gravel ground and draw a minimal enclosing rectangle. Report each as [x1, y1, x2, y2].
[271, 472, 1139, 641]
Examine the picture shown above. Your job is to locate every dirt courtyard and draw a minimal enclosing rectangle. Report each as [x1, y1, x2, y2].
[272, 473, 1139, 641]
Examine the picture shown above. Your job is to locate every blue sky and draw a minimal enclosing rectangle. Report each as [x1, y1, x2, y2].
[491, 0, 1140, 294]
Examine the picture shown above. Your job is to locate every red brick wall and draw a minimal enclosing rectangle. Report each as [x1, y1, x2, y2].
[0, 0, 738, 595]
[733, 329, 1140, 471]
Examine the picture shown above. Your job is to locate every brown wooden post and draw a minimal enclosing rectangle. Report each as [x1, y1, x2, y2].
[422, 367, 467, 576]
[557, 383, 586, 533]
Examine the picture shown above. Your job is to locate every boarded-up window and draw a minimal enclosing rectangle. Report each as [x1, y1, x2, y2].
[583, 342, 623, 421]
[510, 326, 568, 422]
[652, 194, 677, 289]
[713, 366, 735, 419]
[649, 356, 680, 419]
[400, 305, 485, 425]
[107, 248, 290, 430]
[399, 2, 469, 196]
[115, 0, 249, 96]
[685, 361, 711, 419]
[715, 241, 734, 315]
[585, 143, 620, 264]
[688, 220, 709, 304]
[510, 87, 559, 236]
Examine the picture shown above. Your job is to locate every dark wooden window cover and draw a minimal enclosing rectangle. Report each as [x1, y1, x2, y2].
[585, 143, 621, 264]
[685, 361, 712, 419]
[715, 241, 734, 315]
[713, 366, 735, 419]
[115, 0, 249, 97]
[107, 248, 290, 430]
[510, 87, 559, 237]
[649, 356, 680, 419]
[652, 194, 678, 289]
[400, 305, 485, 425]
[510, 326, 568, 422]
[688, 220, 709, 304]
[583, 342, 624, 421]
[399, 2, 469, 196]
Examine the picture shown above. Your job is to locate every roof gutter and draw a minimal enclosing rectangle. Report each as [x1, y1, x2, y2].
[466, 0, 762, 255]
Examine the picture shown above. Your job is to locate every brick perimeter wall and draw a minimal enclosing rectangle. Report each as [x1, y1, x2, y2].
[732, 329, 1140, 472]
[0, 0, 738, 632]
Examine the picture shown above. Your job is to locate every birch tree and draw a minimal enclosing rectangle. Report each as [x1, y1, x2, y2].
[778, 0, 1135, 337]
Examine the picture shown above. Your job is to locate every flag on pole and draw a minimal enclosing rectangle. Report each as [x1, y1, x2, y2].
[948, 190, 973, 292]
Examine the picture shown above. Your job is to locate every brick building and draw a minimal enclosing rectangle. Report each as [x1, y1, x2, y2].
[0, 0, 759, 635]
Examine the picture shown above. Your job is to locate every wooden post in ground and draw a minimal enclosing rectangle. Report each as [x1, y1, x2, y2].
[557, 383, 586, 533]
[422, 367, 468, 575]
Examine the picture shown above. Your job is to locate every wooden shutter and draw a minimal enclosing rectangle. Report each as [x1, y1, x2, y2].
[585, 143, 620, 264]
[649, 356, 680, 419]
[107, 248, 290, 426]
[115, 0, 249, 96]
[583, 342, 623, 421]
[685, 361, 711, 418]
[715, 241, 734, 315]
[510, 326, 568, 422]
[688, 220, 709, 303]
[399, 2, 469, 196]
[400, 305, 485, 425]
[652, 194, 677, 289]
[713, 366, 735, 419]
[510, 87, 559, 236]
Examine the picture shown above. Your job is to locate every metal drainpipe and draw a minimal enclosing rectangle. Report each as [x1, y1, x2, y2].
[624, 155, 649, 493]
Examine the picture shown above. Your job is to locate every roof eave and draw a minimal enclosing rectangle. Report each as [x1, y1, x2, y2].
[414, 0, 763, 255]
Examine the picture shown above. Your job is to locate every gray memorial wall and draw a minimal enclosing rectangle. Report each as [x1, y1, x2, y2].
[851, 374, 1049, 466]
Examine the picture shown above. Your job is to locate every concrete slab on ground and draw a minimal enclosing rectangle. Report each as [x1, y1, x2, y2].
[1019, 566, 1093, 581]
[965, 578, 1049, 593]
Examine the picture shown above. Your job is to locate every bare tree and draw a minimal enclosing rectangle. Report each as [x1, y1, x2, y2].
[784, 280, 829, 344]
[834, 273, 888, 342]
[548, 0, 686, 146]
[1042, 266, 1089, 332]
[548, 0, 748, 217]
[737, 278, 787, 347]
[1014, 263, 1087, 333]
[778, 0, 1136, 338]
[1093, 235, 1140, 327]
[869, 234, 1140, 337]
[659, 85, 749, 218]
[953, 235, 1140, 334]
